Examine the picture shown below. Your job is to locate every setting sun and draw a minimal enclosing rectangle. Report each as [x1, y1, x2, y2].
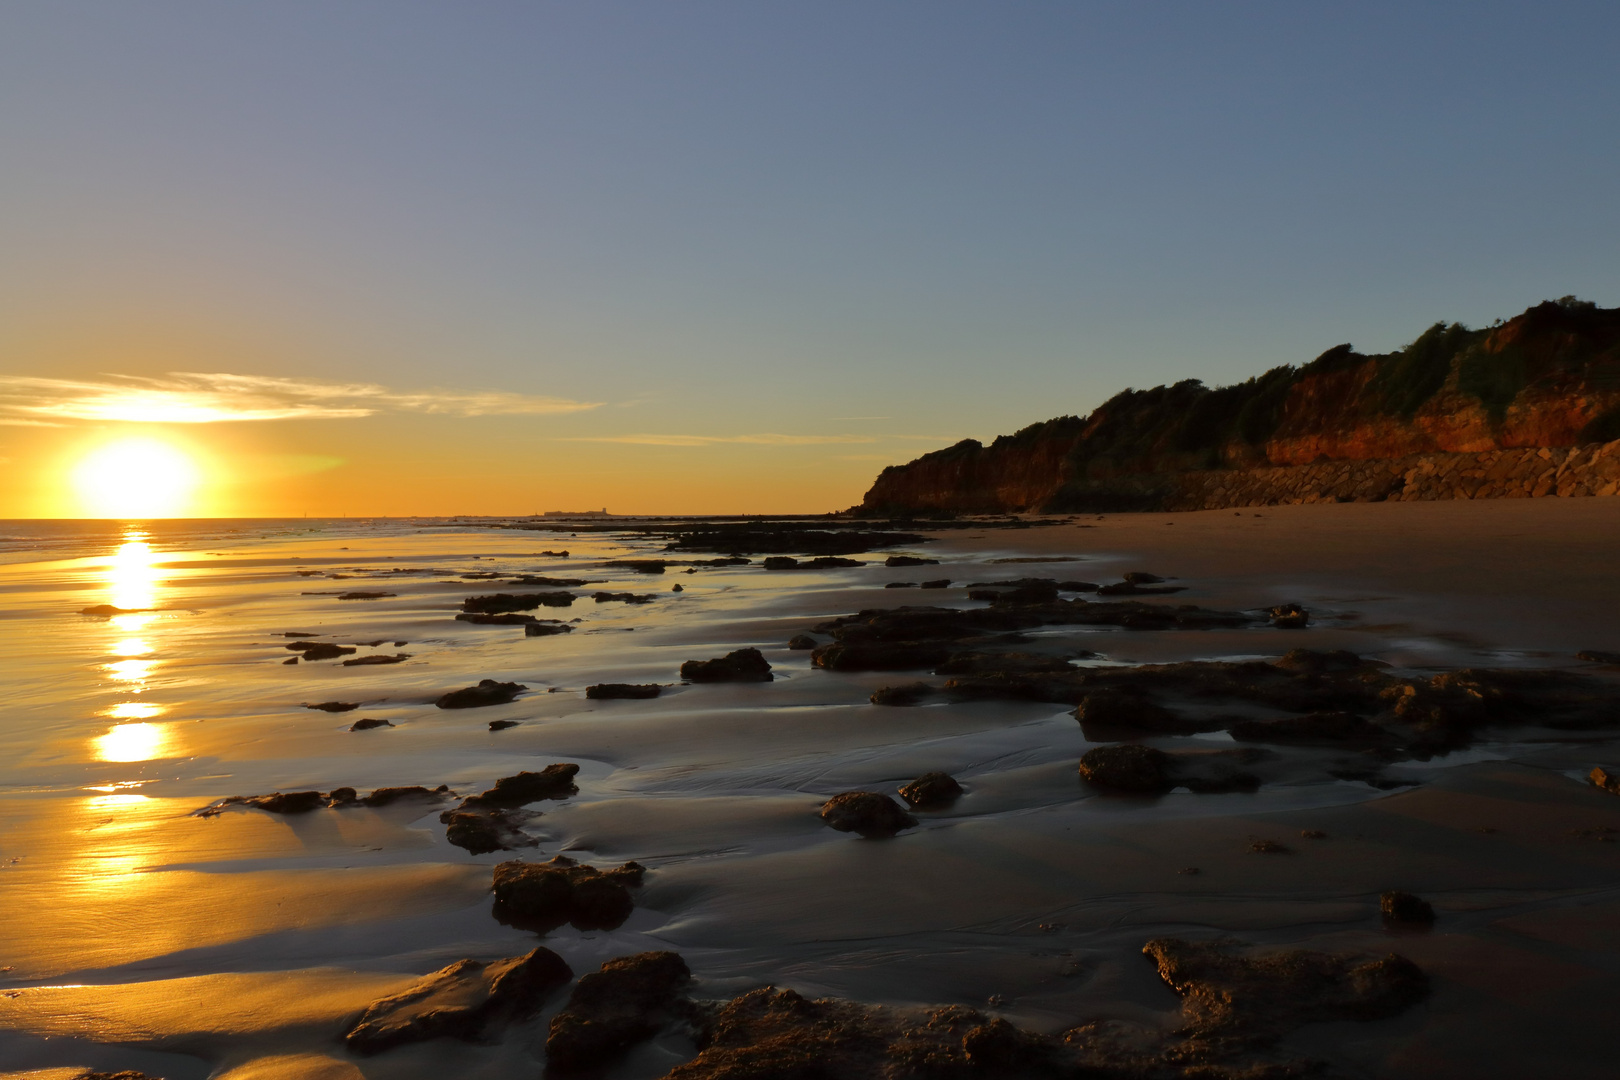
[70, 438, 201, 518]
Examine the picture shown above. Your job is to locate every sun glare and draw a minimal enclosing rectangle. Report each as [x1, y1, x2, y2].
[71, 438, 201, 518]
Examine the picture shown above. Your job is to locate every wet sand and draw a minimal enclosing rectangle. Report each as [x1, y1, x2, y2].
[2, 500, 1619, 1079]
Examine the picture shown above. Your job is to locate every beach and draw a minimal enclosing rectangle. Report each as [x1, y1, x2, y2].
[3, 499, 1620, 1079]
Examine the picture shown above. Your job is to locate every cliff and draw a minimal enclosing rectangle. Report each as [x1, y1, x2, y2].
[860, 298, 1620, 514]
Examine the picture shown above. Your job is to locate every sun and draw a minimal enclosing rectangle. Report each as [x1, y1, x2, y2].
[71, 437, 202, 518]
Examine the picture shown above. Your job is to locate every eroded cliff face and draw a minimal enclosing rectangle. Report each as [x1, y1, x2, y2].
[859, 299, 1620, 514]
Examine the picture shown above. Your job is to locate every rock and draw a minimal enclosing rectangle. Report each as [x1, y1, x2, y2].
[457, 612, 542, 625]
[605, 559, 668, 573]
[525, 621, 573, 637]
[444, 808, 538, 854]
[671, 583, 684, 592]
[462, 591, 574, 612]
[195, 790, 325, 816]
[812, 640, 956, 672]
[936, 651, 1083, 676]
[363, 785, 449, 807]
[506, 575, 588, 587]
[285, 641, 357, 661]
[455, 764, 581, 809]
[870, 681, 934, 706]
[681, 647, 774, 682]
[592, 591, 657, 604]
[1124, 571, 1165, 584]
[306, 701, 359, 712]
[665, 525, 925, 557]
[342, 653, 411, 666]
[898, 771, 962, 809]
[1578, 650, 1620, 664]
[586, 683, 662, 700]
[1073, 690, 1186, 735]
[489, 719, 520, 731]
[762, 556, 863, 570]
[80, 604, 147, 616]
[1230, 710, 1392, 747]
[349, 717, 394, 731]
[545, 951, 691, 1072]
[344, 946, 573, 1054]
[1380, 891, 1436, 925]
[919, 578, 951, 588]
[819, 791, 917, 837]
[435, 679, 526, 709]
[885, 555, 940, 566]
[1250, 839, 1290, 853]
[491, 855, 647, 931]
[541, 549, 569, 557]
[787, 634, 818, 649]
[1078, 745, 1173, 793]
[336, 591, 395, 600]
[1268, 602, 1310, 629]
[884, 581, 917, 589]
[1590, 765, 1620, 795]
[282, 656, 298, 665]
[1096, 580, 1185, 596]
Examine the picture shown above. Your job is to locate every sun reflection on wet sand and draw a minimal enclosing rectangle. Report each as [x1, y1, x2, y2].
[95, 722, 171, 762]
[107, 537, 159, 612]
[104, 702, 163, 720]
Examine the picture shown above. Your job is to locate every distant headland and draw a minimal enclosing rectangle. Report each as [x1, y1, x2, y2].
[859, 298, 1620, 514]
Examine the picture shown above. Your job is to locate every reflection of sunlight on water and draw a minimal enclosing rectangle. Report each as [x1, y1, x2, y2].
[95, 722, 171, 762]
[108, 538, 159, 611]
[113, 637, 152, 656]
[105, 702, 163, 720]
[99, 533, 165, 702]
[106, 659, 154, 683]
[111, 612, 156, 632]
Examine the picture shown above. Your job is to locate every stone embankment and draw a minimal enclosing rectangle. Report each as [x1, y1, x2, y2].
[1165, 439, 1620, 510]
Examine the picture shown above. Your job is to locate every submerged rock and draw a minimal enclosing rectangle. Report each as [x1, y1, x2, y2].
[488, 719, 520, 731]
[444, 808, 538, 854]
[363, 785, 449, 807]
[870, 681, 935, 706]
[545, 951, 691, 1072]
[306, 701, 359, 712]
[885, 555, 940, 566]
[1078, 745, 1173, 793]
[586, 683, 662, 699]
[898, 771, 962, 809]
[1073, 689, 1189, 736]
[1267, 602, 1310, 629]
[605, 559, 668, 573]
[455, 764, 581, 809]
[336, 591, 395, 600]
[342, 653, 411, 666]
[919, 578, 951, 589]
[435, 679, 526, 709]
[884, 581, 918, 589]
[819, 791, 917, 837]
[787, 634, 818, 650]
[285, 641, 356, 661]
[349, 717, 394, 731]
[1381, 891, 1437, 925]
[462, 592, 575, 613]
[491, 855, 647, 931]
[79, 605, 148, 617]
[762, 555, 864, 570]
[344, 946, 573, 1054]
[592, 591, 657, 604]
[681, 647, 774, 682]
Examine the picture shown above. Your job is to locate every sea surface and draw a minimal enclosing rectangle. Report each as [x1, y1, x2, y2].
[2, 511, 1618, 1079]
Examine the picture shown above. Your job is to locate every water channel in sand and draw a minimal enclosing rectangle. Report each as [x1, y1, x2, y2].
[2, 504, 1620, 1079]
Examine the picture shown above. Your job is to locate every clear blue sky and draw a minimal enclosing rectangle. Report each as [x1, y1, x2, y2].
[2, 2, 1617, 514]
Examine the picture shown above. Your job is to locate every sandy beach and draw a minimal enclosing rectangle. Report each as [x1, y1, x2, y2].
[2, 499, 1619, 1079]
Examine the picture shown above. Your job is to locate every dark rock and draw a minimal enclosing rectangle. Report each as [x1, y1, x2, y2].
[526, 621, 573, 637]
[1590, 765, 1620, 795]
[305, 701, 359, 712]
[662, 525, 925, 557]
[1123, 571, 1165, 584]
[919, 578, 951, 588]
[328, 787, 358, 806]
[455, 764, 581, 809]
[1078, 745, 1173, 793]
[870, 681, 934, 706]
[364, 785, 449, 807]
[1073, 690, 1187, 735]
[592, 591, 657, 604]
[541, 550, 569, 557]
[285, 641, 356, 661]
[898, 771, 962, 809]
[787, 634, 818, 650]
[819, 791, 917, 837]
[1268, 602, 1310, 629]
[336, 591, 395, 600]
[342, 653, 411, 666]
[1096, 580, 1185, 596]
[435, 679, 526, 709]
[884, 581, 917, 589]
[1578, 650, 1620, 664]
[681, 647, 773, 683]
[506, 575, 588, 587]
[605, 559, 668, 573]
[1231, 710, 1391, 747]
[1250, 839, 1290, 853]
[687, 556, 751, 566]
[813, 640, 955, 672]
[457, 612, 541, 625]
[489, 719, 520, 731]
[462, 592, 574, 613]
[763, 555, 863, 570]
[196, 790, 325, 816]
[80, 605, 147, 616]
[1380, 891, 1436, 925]
[587, 683, 662, 700]
[936, 651, 1082, 676]
[885, 555, 940, 566]
[671, 583, 683, 592]
[545, 951, 690, 1072]
[491, 855, 647, 931]
[349, 717, 394, 731]
[282, 656, 298, 665]
[344, 946, 573, 1055]
[444, 808, 538, 854]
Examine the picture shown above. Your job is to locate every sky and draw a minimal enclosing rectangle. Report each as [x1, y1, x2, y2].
[2, 1, 1617, 517]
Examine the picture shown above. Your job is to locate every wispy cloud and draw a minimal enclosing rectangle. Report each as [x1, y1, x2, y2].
[564, 433, 881, 447]
[0, 373, 601, 424]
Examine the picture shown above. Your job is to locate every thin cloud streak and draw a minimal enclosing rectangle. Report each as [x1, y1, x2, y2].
[0, 373, 601, 423]
[564, 433, 880, 447]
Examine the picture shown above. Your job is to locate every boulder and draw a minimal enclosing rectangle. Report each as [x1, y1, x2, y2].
[349, 718, 393, 731]
[787, 634, 818, 650]
[1078, 745, 1172, 793]
[491, 856, 647, 931]
[898, 771, 962, 809]
[435, 679, 526, 709]
[586, 683, 662, 700]
[870, 682, 934, 706]
[819, 792, 917, 837]
[1590, 765, 1620, 795]
[605, 559, 667, 573]
[545, 952, 691, 1072]
[681, 647, 774, 682]
[344, 946, 573, 1054]
[1268, 603, 1310, 629]
[1073, 690, 1185, 735]
[336, 591, 395, 600]
[363, 785, 449, 807]
[918, 578, 951, 589]
[489, 719, 520, 731]
[1380, 891, 1436, 925]
[884, 581, 917, 589]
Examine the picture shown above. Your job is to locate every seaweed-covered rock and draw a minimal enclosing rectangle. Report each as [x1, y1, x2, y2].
[1078, 745, 1173, 793]
[363, 785, 449, 807]
[819, 791, 917, 837]
[898, 771, 962, 809]
[681, 647, 774, 683]
[436, 679, 526, 709]
[586, 683, 662, 700]
[1380, 891, 1436, 925]
[345, 946, 572, 1054]
[545, 952, 691, 1071]
[870, 681, 935, 706]
[491, 856, 647, 931]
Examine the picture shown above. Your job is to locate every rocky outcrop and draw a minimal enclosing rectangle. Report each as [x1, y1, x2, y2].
[860, 299, 1620, 514]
